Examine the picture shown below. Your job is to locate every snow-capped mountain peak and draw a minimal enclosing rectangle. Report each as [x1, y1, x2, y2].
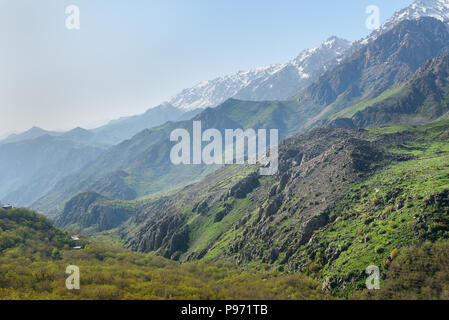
[161, 1, 449, 112]
[168, 36, 351, 111]
[362, 0, 449, 44]
[167, 65, 282, 111]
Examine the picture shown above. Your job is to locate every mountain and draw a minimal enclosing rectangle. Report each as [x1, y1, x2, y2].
[233, 37, 352, 102]
[0, 104, 192, 208]
[1, 103, 192, 148]
[32, 95, 315, 216]
[123, 127, 392, 259]
[52, 39, 449, 233]
[60, 127, 97, 144]
[55, 192, 136, 232]
[91, 103, 188, 145]
[33, 18, 449, 216]
[168, 37, 351, 111]
[362, 0, 449, 45]
[120, 118, 449, 294]
[0, 127, 62, 145]
[167, 0, 449, 112]
[329, 53, 449, 128]
[0, 135, 106, 210]
[297, 17, 449, 128]
[31, 106, 249, 215]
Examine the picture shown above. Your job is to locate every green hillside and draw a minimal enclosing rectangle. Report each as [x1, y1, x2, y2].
[116, 119, 449, 296]
[0, 207, 324, 300]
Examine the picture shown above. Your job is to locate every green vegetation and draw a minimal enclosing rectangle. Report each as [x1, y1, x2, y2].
[294, 120, 449, 294]
[0, 208, 324, 300]
[3, 117, 449, 299]
[355, 241, 449, 300]
[332, 85, 405, 120]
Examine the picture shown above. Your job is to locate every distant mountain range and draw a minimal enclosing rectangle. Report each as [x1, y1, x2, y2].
[5, 0, 449, 148]
[0, 104, 198, 147]
[4, 0, 449, 148]
[167, 36, 352, 110]
[3, 0, 449, 216]
[32, 16, 449, 216]
[0, 38, 352, 147]
[0, 134, 106, 209]
[0, 127, 63, 145]
[90, 103, 196, 145]
[4, 0, 449, 299]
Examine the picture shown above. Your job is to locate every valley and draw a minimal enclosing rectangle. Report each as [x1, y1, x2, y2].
[3, 0, 449, 301]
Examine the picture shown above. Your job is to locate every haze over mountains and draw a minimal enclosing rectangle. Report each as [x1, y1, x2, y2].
[3, 0, 449, 211]
[168, 36, 352, 111]
[0, 24, 354, 209]
[0, 134, 105, 207]
[4, 0, 449, 298]
[0, 3, 447, 207]
[29, 13, 449, 215]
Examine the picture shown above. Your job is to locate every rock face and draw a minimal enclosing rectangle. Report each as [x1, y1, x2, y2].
[56, 192, 134, 232]
[300, 17, 449, 125]
[228, 173, 260, 199]
[122, 127, 403, 266]
[34, 18, 449, 217]
[329, 53, 449, 129]
[360, 0, 449, 45]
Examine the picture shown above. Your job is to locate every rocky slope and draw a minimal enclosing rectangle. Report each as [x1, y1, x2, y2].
[122, 127, 409, 260]
[362, 0, 449, 45]
[121, 119, 449, 294]
[327, 53, 449, 129]
[34, 18, 449, 216]
[55, 192, 136, 232]
[298, 17, 449, 128]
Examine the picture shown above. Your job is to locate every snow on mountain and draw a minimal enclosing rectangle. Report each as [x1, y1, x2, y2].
[167, 65, 283, 111]
[234, 36, 352, 102]
[361, 0, 449, 44]
[168, 36, 352, 111]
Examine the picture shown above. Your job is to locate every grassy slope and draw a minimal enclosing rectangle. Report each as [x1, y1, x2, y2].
[331, 85, 405, 120]
[294, 120, 449, 294]
[123, 119, 449, 296]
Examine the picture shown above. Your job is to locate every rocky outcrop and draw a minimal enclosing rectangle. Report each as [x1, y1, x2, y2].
[228, 173, 260, 199]
[126, 213, 188, 260]
[122, 127, 400, 266]
[56, 192, 134, 232]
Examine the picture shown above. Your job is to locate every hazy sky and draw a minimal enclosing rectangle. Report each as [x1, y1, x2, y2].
[0, 0, 413, 136]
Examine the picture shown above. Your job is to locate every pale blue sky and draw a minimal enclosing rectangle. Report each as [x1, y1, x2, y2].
[0, 0, 413, 135]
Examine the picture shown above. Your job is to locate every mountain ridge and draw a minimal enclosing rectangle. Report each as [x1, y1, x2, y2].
[168, 36, 352, 111]
[32, 17, 449, 216]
